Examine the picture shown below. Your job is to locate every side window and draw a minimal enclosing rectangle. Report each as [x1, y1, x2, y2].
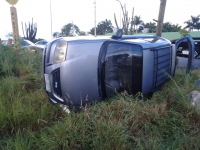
[103, 42, 143, 97]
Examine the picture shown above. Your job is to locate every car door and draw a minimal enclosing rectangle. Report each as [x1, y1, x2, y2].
[175, 36, 195, 74]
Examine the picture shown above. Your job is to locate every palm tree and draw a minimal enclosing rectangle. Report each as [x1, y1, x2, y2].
[172, 24, 182, 32]
[162, 22, 182, 32]
[184, 15, 200, 31]
[197, 23, 200, 31]
[53, 32, 60, 38]
[144, 22, 156, 33]
[162, 22, 172, 32]
[102, 19, 113, 33]
[133, 16, 143, 33]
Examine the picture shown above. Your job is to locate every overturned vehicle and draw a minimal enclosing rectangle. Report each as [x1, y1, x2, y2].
[43, 29, 195, 110]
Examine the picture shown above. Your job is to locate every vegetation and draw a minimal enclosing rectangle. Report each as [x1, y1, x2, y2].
[142, 22, 156, 33]
[179, 29, 190, 37]
[162, 22, 182, 32]
[61, 23, 80, 37]
[49, 14, 199, 38]
[90, 19, 113, 35]
[140, 22, 182, 34]
[184, 15, 200, 31]
[53, 23, 87, 38]
[21, 18, 37, 43]
[0, 45, 200, 149]
[114, 1, 134, 35]
[133, 15, 143, 33]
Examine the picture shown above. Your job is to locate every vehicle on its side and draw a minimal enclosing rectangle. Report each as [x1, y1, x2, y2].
[35, 40, 48, 49]
[43, 29, 194, 111]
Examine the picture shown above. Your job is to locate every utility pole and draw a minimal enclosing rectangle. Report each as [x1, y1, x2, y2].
[72, 21, 75, 36]
[94, 0, 96, 37]
[50, 0, 53, 39]
[156, 0, 167, 37]
[119, 3, 121, 28]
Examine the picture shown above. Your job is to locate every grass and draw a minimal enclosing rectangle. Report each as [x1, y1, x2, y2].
[0, 45, 200, 149]
[105, 31, 200, 40]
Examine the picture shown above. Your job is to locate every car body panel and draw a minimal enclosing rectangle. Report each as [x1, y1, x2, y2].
[60, 42, 103, 107]
[43, 34, 195, 110]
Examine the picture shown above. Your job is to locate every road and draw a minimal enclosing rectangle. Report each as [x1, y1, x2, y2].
[177, 57, 200, 69]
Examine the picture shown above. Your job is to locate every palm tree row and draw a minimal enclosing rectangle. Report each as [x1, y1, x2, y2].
[126, 15, 200, 34]
[184, 15, 200, 31]
[119, 15, 183, 34]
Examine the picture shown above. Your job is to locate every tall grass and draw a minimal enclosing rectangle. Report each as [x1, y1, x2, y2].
[0, 45, 64, 136]
[0, 45, 200, 149]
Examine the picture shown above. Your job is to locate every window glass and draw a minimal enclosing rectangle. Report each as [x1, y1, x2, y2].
[104, 42, 142, 97]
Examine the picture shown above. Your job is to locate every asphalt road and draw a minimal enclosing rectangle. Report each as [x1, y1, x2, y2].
[177, 56, 200, 69]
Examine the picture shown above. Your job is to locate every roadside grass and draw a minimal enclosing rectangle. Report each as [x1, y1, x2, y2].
[0, 45, 200, 149]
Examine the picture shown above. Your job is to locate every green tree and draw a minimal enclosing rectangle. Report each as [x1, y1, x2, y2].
[79, 31, 86, 36]
[53, 32, 61, 38]
[184, 15, 200, 31]
[162, 22, 182, 32]
[143, 22, 156, 33]
[162, 22, 172, 32]
[179, 29, 190, 37]
[133, 15, 143, 33]
[61, 23, 80, 36]
[137, 25, 144, 33]
[90, 19, 113, 35]
[172, 24, 182, 32]
[196, 22, 200, 31]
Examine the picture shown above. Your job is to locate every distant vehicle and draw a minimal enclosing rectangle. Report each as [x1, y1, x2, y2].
[1, 40, 8, 45]
[1, 39, 43, 52]
[35, 40, 48, 49]
[20, 39, 43, 52]
[43, 29, 195, 111]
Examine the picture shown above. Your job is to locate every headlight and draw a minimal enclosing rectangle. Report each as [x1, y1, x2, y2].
[54, 40, 67, 64]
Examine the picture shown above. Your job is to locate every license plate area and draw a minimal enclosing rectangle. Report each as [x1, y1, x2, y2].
[44, 74, 51, 92]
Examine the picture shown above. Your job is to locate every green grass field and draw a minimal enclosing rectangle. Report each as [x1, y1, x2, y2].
[0, 45, 200, 150]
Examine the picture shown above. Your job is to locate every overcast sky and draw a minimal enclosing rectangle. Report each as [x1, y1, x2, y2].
[0, 0, 200, 40]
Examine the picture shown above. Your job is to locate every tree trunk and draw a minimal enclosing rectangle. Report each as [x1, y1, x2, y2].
[156, 0, 167, 36]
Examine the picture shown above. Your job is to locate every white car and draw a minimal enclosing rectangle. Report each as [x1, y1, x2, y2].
[20, 39, 43, 52]
[35, 40, 48, 49]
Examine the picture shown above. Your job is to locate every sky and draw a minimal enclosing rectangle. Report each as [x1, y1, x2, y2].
[0, 0, 200, 41]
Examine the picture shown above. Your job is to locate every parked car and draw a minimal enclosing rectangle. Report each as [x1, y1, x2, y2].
[43, 29, 195, 111]
[1, 39, 43, 52]
[35, 40, 48, 49]
[20, 39, 44, 52]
